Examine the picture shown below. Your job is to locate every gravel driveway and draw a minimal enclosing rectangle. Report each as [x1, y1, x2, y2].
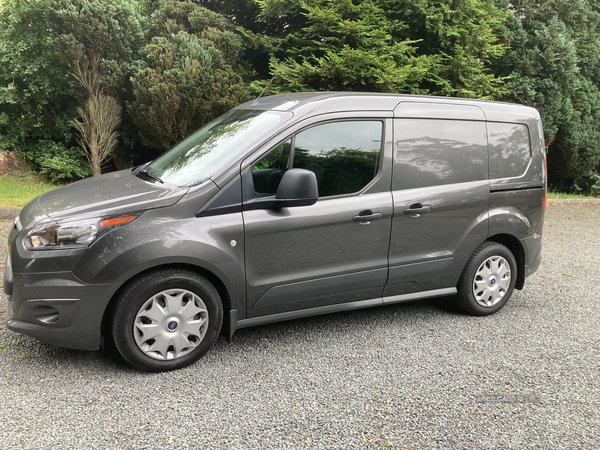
[0, 203, 599, 449]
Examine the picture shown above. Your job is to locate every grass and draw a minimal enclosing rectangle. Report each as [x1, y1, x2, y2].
[0, 172, 60, 208]
[547, 190, 597, 199]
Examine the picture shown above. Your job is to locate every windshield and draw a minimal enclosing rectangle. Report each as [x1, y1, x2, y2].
[142, 109, 289, 187]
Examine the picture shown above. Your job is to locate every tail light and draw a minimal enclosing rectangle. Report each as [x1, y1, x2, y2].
[543, 146, 548, 209]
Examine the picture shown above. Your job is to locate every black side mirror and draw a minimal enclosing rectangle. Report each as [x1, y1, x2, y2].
[275, 169, 318, 207]
[243, 168, 318, 211]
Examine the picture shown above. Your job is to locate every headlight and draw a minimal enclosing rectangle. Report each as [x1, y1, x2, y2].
[24, 213, 141, 250]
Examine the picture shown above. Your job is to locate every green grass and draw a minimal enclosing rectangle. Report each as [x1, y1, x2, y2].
[0, 172, 60, 208]
[547, 190, 597, 199]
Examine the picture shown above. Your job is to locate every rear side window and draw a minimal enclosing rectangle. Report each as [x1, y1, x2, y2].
[488, 122, 531, 179]
[252, 121, 383, 198]
[393, 119, 488, 190]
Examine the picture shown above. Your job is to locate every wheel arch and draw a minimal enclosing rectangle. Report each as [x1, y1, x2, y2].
[487, 233, 525, 290]
[100, 262, 235, 345]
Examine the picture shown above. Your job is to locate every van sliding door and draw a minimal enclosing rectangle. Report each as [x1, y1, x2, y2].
[386, 111, 490, 298]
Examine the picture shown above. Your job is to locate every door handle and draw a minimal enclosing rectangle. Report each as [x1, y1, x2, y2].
[404, 204, 431, 217]
[352, 210, 383, 223]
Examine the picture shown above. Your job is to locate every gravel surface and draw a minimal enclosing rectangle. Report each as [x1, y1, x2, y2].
[0, 204, 599, 449]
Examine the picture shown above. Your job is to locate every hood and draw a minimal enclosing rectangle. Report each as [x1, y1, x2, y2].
[35, 169, 188, 222]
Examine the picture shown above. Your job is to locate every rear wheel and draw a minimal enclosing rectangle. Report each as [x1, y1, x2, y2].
[111, 269, 223, 372]
[456, 242, 517, 316]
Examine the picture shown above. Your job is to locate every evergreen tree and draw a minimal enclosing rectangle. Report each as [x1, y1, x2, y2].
[241, 0, 429, 93]
[0, 0, 89, 181]
[49, 0, 148, 175]
[128, 0, 248, 150]
[380, 0, 509, 98]
[237, 0, 509, 98]
[497, 0, 600, 193]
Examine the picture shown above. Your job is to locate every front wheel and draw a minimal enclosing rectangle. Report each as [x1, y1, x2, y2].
[111, 269, 223, 372]
[456, 242, 517, 316]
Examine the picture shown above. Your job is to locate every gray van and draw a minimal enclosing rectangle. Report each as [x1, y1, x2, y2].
[3, 92, 546, 372]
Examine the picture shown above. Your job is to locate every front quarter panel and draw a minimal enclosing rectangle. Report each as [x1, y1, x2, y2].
[71, 208, 246, 317]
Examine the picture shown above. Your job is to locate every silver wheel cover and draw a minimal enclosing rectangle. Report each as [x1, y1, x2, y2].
[472, 255, 511, 307]
[133, 289, 209, 361]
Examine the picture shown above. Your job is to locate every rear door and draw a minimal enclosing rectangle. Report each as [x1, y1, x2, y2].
[242, 116, 394, 317]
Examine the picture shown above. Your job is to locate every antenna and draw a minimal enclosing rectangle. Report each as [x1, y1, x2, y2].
[252, 75, 276, 105]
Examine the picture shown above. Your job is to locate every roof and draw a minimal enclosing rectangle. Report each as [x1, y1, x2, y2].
[236, 92, 540, 124]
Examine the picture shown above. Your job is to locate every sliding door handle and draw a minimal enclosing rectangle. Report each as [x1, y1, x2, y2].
[404, 204, 431, 216]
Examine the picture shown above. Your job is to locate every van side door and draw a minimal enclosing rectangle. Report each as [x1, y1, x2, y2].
[242, 116, 393, 318]
[385, 102, 490, 299]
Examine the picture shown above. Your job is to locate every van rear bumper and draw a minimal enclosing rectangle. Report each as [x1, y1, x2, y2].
[525, 242, 542, 277]
[522, 232, 543, 278]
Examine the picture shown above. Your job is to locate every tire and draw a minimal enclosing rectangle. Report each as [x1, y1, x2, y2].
[111, 269, 223, 372]
[456, 242, 517, 316]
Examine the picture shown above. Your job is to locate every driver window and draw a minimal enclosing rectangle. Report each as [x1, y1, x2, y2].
[293, 121, 382, 197]
[252, 121, 383, 198]
[252, 140, 291, 198]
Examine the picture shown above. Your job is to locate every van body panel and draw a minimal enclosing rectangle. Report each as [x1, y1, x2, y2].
[524, 234, 543, 276]
[243, 192, 393, 317]
[37, 169, 188, 220]
[252, 267, 389, 310]
[385, 181, 489, 297]
[488, 189, 545, 237]
[72, 208, 247, 316]
[6, 279, 115, 350]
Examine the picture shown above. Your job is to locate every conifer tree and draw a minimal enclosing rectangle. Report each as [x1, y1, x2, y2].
[128, 0, 248, 150]
[496, 0, 600, 192]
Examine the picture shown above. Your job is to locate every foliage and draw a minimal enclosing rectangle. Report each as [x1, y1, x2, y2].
[239, 0, 508, 98]
[128, 0, 248, 150]
[244, 0, 427, 93]
[547, 190, 596, 199]
[380, 0, 510, 98]
[1, 0, 600, 188]
[15, 141, 91, 183]
[36, 142, 92, 182]
[49, 0, 147, 93]
[496, 0, 600, 193]
[0, 0, 77, 157]
[48, 0, 147, 175]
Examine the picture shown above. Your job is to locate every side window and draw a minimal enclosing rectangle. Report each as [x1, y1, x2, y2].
[252, 121, 383, 198]
[393, 119, 488, 190]
[294, 121, 382, 197]
[252, 140, 291, 197]
[488, 122, 531, 179]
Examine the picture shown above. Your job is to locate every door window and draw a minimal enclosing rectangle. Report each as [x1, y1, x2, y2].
[252, 121, 383, 198]
[393, 119, 488, 190]
[252, 140, 291, 197]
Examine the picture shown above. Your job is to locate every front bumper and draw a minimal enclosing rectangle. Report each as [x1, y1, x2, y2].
[4, 260, 118, 351]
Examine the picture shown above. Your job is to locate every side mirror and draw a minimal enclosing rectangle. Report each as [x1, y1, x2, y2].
[275, 168, 318, 207]
[243, 168, 318, 211]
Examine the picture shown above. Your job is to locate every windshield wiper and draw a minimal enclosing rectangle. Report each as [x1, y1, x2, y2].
[138, 168, 164, 184]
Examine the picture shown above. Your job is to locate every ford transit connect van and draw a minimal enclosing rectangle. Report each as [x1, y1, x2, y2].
[3, 92, 546, 372]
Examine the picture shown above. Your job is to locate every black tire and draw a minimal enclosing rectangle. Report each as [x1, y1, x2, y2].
[111, 269, 223, 372]
[456, 242, 517, 316]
